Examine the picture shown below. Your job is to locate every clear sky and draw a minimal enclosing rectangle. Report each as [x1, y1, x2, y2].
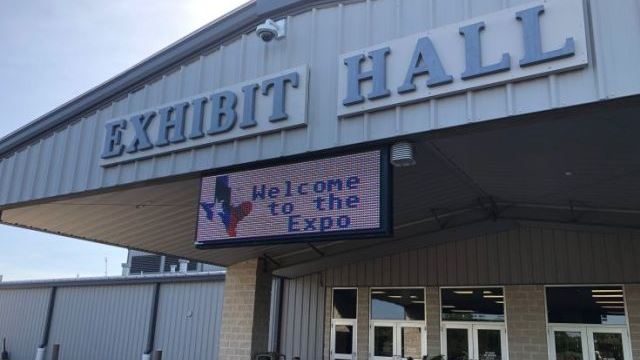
[0, 0, 246, 281]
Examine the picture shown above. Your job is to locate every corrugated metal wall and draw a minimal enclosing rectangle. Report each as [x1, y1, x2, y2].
[324, 224, 640, 287]
[2, 0, 640, 207]
[154, 281, 224, 360]
[0, 277, 224, 360]
[48, 284, 153, 360]
[0, 288, 51, 360]
[278, 273, 325, 360]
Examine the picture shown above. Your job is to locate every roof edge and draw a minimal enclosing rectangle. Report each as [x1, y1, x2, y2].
[0, 0, 339, 158]
[0, 271, 226, 289]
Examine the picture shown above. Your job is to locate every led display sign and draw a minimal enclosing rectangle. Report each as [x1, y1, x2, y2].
[195, 149, 390, 247]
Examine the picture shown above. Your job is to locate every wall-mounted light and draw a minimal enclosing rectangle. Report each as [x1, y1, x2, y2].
[390, 141, 416, 167]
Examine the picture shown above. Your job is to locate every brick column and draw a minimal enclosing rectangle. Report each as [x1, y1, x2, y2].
[505, 285, 548, 360]
[218, 258, 272, 360]
[324, 288, 332, 360]
[625, 284, 640, 359]
[357, 287, 369, 360]
[426, 287, 441, 357]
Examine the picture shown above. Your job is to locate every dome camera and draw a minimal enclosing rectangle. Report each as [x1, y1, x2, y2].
[256, 19, 286, 42]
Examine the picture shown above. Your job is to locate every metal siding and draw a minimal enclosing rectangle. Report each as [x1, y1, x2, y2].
[279, 273, 325, 360]
[0, 288, 50, 360]
[47, 285, 153, 360]
[153, 281, 224, 360]
[1, 0, 639, 207]
[325, 224, 640, 287]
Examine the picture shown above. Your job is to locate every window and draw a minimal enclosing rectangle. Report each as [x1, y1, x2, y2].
[546, 286, 626, 325]
[333, 288, 357, 319]
[441, 288, 504, 322]
[371, 288, 425, 321]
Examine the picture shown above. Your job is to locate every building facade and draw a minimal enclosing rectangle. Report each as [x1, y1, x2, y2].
[2, 0, 640, 359]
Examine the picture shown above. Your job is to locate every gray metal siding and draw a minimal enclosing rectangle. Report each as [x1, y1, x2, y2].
[47, 285, 153, 360]
[279, 273, 325, 360]
[2, 0, 640, 207]
[153, 281, 224, 360]
[324, 224, 640, 287]
[0, 288, 51, 360]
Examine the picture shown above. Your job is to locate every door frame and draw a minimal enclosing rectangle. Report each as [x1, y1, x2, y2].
[369, 320, 427, 360]
[330, 287, 358, 360]
[547, 324, 632, 360]
[441, 321, 509, 360]
[331, 318, 358, 360]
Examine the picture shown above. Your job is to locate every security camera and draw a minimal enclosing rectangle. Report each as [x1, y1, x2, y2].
[256, 19, 286, 42]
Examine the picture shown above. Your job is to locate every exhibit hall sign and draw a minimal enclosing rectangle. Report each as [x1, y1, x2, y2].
[194, 149, 391, 247]
[337, 0, 588, 116]
[100, 65, 309, 166]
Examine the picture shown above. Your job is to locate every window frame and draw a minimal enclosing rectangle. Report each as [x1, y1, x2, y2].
[369, 286, 427, 322]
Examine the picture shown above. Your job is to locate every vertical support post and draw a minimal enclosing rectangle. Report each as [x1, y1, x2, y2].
[151, 350, 162, 360]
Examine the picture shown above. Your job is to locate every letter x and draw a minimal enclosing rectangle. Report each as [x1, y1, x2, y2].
[126, 111, 155, 153]
[304, 218, 317, 231]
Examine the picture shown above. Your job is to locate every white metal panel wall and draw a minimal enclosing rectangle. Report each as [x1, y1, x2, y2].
[153, 281, 224, 360]
[47, 285, 153, 360]
[2, 0, 640, 206]
[278, 273, 325, 360]
[0, 288, 51, 360]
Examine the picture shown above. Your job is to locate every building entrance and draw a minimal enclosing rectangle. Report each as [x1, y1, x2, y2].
[442, 322, 508, 360]
[370, 321, 426, 359]
[369, 288, 427, 360]
[549, 325, 631, 360]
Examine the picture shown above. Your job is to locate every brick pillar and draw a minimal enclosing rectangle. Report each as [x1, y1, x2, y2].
[625, 284, 640, 359]
[425, 287, 441, 357]
[324, 288, 332, 360]
[218, 258, 272, 360]
[505, 285, 548, 360]
[357, 287, 369, 360]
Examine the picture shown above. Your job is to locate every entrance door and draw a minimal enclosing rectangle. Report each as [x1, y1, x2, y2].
[371, 322, 426, 360]
[331, 320, 356, 360]
[549, 325, 631, 360]
[443, 323, 508, 360]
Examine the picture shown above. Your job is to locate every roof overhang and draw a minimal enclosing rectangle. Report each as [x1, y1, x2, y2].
[3, 96, 640, 274]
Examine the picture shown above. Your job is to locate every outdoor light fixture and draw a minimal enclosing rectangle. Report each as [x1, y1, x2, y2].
[390, 141, 416, 167]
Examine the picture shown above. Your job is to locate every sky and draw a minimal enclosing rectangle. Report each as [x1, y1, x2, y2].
[0, 0, 246, 281]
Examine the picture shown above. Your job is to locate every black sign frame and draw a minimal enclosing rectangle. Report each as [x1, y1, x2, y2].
[194, 147, 392, 249]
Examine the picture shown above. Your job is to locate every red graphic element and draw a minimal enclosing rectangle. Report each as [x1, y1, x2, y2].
[226, 201, 253, 237]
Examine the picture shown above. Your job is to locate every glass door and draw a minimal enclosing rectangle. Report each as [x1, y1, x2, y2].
[372, 324, 395, 360]
[331, 320, 356, 360]
[587, 328, 631, 360]
[473, 324, 508, 360]
[443, 324, 507, 360]
[398, 323, 425, 360]
[549, 326, 631, 360]
[370, 322, 426, 360]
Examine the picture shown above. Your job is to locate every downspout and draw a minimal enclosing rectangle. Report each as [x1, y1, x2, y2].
[142, 283, 161, 360]
[35, 287, 57, 360]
